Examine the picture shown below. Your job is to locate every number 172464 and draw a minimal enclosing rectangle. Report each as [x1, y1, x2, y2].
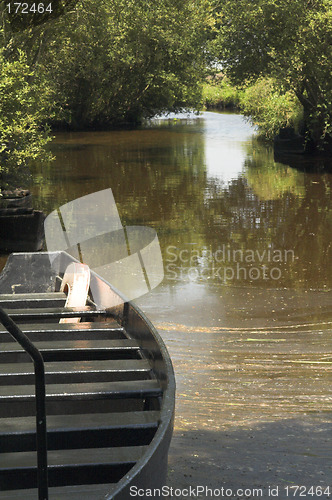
[6, 3, 53, 14]
[284, 486, 331, 497]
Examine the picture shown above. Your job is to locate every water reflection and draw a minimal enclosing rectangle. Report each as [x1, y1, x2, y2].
[26, 112, 332, 323]
[204, 111, 253, 183]
[245, 143, 306, 200]
[1, 111, 332, 432]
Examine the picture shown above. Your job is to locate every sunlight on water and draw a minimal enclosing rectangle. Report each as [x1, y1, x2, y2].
[2, 111, 332, 428]
[22, 111, 332, 330]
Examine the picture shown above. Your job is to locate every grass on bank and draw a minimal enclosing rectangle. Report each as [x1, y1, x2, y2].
[202, 78, 243, 110]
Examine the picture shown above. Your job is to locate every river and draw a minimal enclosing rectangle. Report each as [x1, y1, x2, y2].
[2, 111, 332, 497]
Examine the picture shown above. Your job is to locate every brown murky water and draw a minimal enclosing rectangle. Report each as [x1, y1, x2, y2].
[1, 111, 332, 497]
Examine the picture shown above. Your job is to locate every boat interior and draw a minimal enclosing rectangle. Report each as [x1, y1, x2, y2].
[0, 252, 174, 499]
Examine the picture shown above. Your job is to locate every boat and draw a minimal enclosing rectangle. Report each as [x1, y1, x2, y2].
[273, 127, 305, 156]
[0, 190, 45, 252]
[0, 251, 175, 499]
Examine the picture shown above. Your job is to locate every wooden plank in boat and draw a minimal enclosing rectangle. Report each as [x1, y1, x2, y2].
[0, 339, 139, 351]
[0, 446, 147, 489]
[0, 339, 140, 363]
[0, 293, 67, 309]
[0, 379, 162, 401]
[0, 359, 152, 385]
[0, 411, 159, 452]
[0, 410, 159, 434]
[0, 359, 151, 376]
[0, 321, 123, 334]
[2, 307, 108, 321]
[0, 484, 115, 499]
[0, 444, 146, 468]
[0, 322, 126, 342]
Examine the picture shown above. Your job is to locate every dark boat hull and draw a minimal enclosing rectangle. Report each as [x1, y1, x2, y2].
[0, 252, 175, 499]
[0, 211, 45, 252]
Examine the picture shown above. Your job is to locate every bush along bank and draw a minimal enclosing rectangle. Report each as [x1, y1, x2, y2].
[204, 76, 332, 156]
[202, 78, 243, 110]
[239, 78, 332, 156]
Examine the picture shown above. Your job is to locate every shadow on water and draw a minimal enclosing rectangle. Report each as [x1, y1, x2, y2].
[274, 152, 332, 174]
[167, 416, 332, 499]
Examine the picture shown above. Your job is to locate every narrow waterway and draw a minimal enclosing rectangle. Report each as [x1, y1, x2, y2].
[2, 111, 332, 497]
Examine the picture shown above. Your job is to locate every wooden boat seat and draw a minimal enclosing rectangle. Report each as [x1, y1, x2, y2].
[0, 411, 159, 452]
[0, 410, 159, 435]
[0, 292, 67, 309]
[0, 320, 126, 341]
[0, 379, 162, 402]
[0, 359, 152, 384]
[0, 339, 141, 364]
[0, 445, 147, 490]
[1, 306, 109, 321]
[0, 484, 116, 500]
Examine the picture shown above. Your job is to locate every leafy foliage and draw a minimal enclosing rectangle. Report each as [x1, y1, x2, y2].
[240, 78, 303, 139]
[213, 0, 332, 150]
[40, 0, 213, 128]
[0, 0, 214, 187]
[203, 77, 243, 109]
[0, 50, 52, 189]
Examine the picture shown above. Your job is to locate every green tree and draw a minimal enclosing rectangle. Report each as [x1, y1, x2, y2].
[41, 0, 214, 128]
[213, 0, 332, 151]
[0, 50, 52, 190]
[0, 0, 214, 187]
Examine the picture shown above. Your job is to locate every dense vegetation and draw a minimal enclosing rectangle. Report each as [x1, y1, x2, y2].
[0, 0, 213, 188]
[1, 0, 212, 128]
[202, 77, 243, 110]
[0, 49, 52, 188]
[212, 0, 332, 151]
[240, 77, 304, 140]
[0, 0, 331, 189]
[203, 77, 304, 140]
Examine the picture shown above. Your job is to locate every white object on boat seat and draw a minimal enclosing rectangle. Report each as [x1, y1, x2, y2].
[60, 263, 91, 323]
